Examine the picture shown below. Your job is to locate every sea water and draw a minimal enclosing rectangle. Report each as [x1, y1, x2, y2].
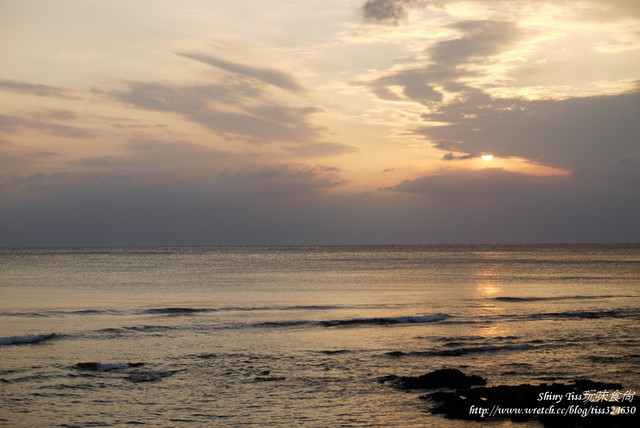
[1, 244, 639, 426]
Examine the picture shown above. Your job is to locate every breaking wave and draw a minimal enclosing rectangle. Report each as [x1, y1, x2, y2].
[258, 313, 447, 328]
[0, 333, 57, 346]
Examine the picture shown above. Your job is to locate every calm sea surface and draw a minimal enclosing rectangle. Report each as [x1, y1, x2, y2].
[1, 244, 639, 426]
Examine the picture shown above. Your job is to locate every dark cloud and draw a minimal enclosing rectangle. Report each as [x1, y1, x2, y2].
[56, 138, 345, 199]
[1, 133, 637, 246]
[361, 0, 427, 25]
[443, 152, 477, 160]
[361, 20, 522, 104]
[188, 108, 322, 143]
[360, 0, 640, 24]
[0, 136, 350, 248]
[110, 54, 332, 153]
[0, 79, 75, 98]
[388, 168, 561, 196]
[177, 52, 306, 93]
[384, 167, 640, 242]
[428, 20, 521, 66]
[113, 81, 254, 113]
[2, 165, 638, 246]
[417, 89, 640, 174]
[219, 164, 346, 198]
[0, 114, 96, 138]
[68, 155, 126, 168]
[0, 148, 59, 172]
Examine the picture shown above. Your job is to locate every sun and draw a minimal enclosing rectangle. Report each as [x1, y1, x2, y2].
[481, 154, 494, 161]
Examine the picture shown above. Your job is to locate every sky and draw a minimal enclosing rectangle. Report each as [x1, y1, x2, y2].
[1, 0, 639, 246]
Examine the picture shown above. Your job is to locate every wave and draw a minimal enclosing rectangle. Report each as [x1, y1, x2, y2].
[321, 313, 447, 326]
[0, 304, 347, 319]
[144, 307, 212, 315]
[531, 309, 635, 320]
[318, 349, 351, 355]
[493, 295, 623, 302]
[470, 308, 640, 324]
[257, 313, 448, 328]
[386, 343, 534, 358]
[72, 361, 175, 382]
[0, 333, 56, 346]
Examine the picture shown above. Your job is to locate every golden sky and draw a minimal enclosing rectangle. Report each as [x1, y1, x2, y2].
[1, 0, 639, 245]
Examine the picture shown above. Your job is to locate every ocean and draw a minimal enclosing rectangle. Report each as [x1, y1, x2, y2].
[1, 244, 639, 426]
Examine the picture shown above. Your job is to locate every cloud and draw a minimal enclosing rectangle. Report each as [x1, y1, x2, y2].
[383, 167, 640, 242]
[0, 79, 75, 98]
[58, 138, 345, 198]
[360, 20, 522, 104]
[285, 142, 359, 157]
[443, 152, 477, 160]
[2, 163, 638, 246]
[113, 81, 322, 143]
[388, 167, 561, 196]
[428, 20, 521, 66]
[417, 89, 640, 174]
[34, 109, 79, 121]
[113, 81, 256, 113]
[0, 146, 59, 173]
[360, 0, 640, 24]
[177, 52, 306, 93]
[0, 114, 96, 138]
[361, 0, 428, 25]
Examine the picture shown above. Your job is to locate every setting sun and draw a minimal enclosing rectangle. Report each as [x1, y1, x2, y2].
[481, 155, 494, 161]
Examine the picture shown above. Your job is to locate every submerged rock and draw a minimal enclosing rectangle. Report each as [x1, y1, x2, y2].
[382, 368, 639, 426]
[74, 362, 144, 371]
[253, 376, 286, 382]
[383, 368, 487, 390]
[422, 379, 639, 427]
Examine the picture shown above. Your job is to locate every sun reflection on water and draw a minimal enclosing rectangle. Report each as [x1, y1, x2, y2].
[472, 264, 511, 337]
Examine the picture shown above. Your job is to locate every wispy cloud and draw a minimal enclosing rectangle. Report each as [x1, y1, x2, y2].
[0, 114, 96, 139]
[285, 142, 359, 157]
[177, 52, 306, 93]
[0, 79, 75, 98]
[113, 80, 321, 143]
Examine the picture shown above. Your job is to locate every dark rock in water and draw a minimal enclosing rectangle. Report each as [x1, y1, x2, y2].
[422, 380, 639, 427]
[74, 362, 144, 371]
[254, 376, 286, 382]
[377, 374, 400, 384]
[390, 368, 487, 390]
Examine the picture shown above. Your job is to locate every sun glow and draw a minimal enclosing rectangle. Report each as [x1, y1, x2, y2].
[481, 154, 494, 161]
